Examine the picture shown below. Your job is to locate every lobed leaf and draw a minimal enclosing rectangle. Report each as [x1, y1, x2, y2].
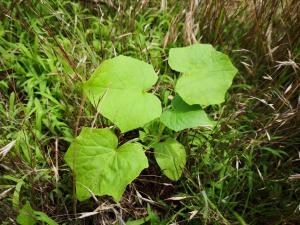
[83, 55, 162, 132]
[64, 128, 148, 202]
[169, 44, 237, 105]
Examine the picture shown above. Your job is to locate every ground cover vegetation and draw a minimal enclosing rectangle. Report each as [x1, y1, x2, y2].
[0, 0, 299, 224]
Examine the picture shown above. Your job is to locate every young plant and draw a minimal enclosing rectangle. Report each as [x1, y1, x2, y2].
[64, 44, 237, 202]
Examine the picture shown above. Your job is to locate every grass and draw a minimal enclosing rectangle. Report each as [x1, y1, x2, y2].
[0, 0, 299, 224]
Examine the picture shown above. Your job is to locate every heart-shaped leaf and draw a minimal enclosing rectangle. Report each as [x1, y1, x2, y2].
[83, 55, 162, 133]
[169, 44, 237, 105]
[153, 139, 186, 181]
[64, 128, 148, 202]
[160, 96, 215, 131]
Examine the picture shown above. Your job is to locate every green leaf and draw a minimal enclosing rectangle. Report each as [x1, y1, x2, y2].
[153, 139, 186, 181]
[34, 212, 58, 225]
[17, 201, 36, 225]
[123, 204, 163, 225]
[83, 55, 162, 132]
[160, 96, 216, 131]
[125, 217, 150, 225]
[64, 128, 148, 202]
[13, 178, 25, 209]
[169, 44, 237, 105]
[17, 202, 58, 225]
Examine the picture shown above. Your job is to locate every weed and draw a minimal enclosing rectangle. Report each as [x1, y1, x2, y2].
[0, 0, 299, 224]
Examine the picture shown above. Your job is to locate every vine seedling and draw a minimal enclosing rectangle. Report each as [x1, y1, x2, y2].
[64, 44, 237, 202]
